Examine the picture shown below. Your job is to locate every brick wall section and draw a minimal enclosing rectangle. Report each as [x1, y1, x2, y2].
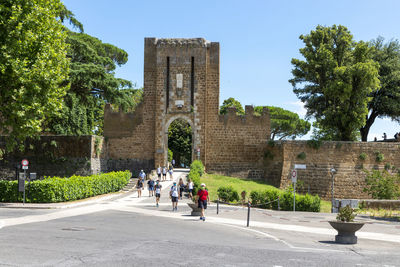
[263, 141, 400, 200]
[0, 136, 103, 180]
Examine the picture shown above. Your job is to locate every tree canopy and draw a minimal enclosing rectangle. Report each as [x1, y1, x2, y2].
[46, 28, 141, 135]
[255, 106, 310, 140]
[219, 97, 245, 115]
[360, 37, 400, 141]
[0, 0, 69, 152]
[168, 119, 192, 167]
[290, 25, 380, 141]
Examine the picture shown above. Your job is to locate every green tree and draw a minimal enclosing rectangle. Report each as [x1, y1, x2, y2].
[0, 0, 69, 152]
[255, 106, 310, 140]
[360, 37, 400, 141]
[46, 31, 140, 135]
[220, 97, 245, 115]
[290, 25, 380, 141]
[168, 119, 192, 167]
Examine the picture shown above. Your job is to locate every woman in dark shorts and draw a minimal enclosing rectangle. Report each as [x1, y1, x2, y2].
[197, 183, 209, 221]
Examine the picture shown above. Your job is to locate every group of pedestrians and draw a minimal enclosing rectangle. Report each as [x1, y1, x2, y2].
[156, 165, 173, 181]
[134, 170, 209, 220]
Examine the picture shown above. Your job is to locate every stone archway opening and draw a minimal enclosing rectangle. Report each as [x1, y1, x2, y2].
[167, 118, 193, 168]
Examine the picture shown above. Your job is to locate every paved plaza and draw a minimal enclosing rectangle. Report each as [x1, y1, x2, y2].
[0, 169, 400, 266]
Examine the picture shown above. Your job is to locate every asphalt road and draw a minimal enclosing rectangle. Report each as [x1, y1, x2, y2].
[0, 170, 399, 266]
[1, 209, 399, 267]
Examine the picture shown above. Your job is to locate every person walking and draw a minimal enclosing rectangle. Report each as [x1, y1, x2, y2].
[154, 180, 162, 207]
[170, 181, 179, 211]
[157, 166, 161, 180]
[139, 169, 146, 182]
[169, 164, 174, 180]
[178, 178, 185, 200]
[162, 166, 167, 181]
[197, 183, 209, 221]
[187, 179, 194, 199]
[147, 178, 155, 197]
[136, 178, 144, 198]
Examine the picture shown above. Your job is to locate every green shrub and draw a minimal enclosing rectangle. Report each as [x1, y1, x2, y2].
[306, 139, 321, 149]
[363, 169, 400, 199]
[217, 186, 240, 202]
[188, 160, 204, 195]
[359, 152, 367, 161]
[190, 160, 204, 177]
[297, 152, 306, 160]
[375, 151, 384, 162]
[336, 205, 356, 222]
[250, 187, 320, 212]
[0, 171, 131, 203]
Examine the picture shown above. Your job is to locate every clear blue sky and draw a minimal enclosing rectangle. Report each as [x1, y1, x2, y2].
[62, 0, 400, 141]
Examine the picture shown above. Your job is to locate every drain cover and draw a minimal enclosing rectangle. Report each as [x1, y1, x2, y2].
[62, 227, 94, 231]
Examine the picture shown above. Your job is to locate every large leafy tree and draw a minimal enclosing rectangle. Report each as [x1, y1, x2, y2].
[0, 0, 69, 152]
[360, 37, 400, 141]
[219, 97, 245, 115]
[168, 119, 192, 167]
[255, 106, 310, 140]
[290, 25, 380, 141]
[46, 30, 141, 135]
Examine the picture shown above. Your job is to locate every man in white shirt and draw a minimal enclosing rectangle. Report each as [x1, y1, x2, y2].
[170, 181, 179, 211]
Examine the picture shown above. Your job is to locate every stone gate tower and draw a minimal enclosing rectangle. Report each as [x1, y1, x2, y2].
[104, 38, 270, 178]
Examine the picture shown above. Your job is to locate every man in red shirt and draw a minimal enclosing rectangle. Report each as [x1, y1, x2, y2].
[197, 183, 209, 221]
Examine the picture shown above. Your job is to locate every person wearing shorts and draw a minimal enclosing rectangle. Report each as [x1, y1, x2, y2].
[157, 166, 161, 180]
[154, 180, 162, 207]
[162, 166, 167, 181]
[170, 182, 179, 211]
[197, 183, 209, 221]
[136, 178, 144, 198]
[187, 179, 194, 199]
[147, 178, 154, 197]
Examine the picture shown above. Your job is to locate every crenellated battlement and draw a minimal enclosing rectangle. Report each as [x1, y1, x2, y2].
[218, 105, 270, 126]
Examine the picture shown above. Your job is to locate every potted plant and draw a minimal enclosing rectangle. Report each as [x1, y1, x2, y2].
[328, 205, 365, 244]
[187, 194, 202, 216]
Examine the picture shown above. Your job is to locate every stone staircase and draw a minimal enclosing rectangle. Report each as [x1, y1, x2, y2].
[121, 178, 138, 192]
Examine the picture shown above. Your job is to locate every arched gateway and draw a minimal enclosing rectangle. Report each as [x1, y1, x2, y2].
[104, 38, 270, 178]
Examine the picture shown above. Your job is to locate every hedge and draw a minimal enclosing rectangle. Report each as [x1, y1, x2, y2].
[0, 171, 131, 203]
[187, 160, 204, 195]
[250, 188, 320, 212]
[217, 186, 239, 202]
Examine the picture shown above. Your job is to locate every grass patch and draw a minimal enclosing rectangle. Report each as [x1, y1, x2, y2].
[201, 173, 277, 201]
[320, 200, 332, 213]
[358, 208, 400, 221]
[201, 173, 329, 212]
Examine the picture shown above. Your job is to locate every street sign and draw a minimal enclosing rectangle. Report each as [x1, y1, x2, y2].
[21, 159, 29, 166]
[291, 169, 297, 183]
[22, 166, 28, 170]
[294, 164, 306, 169]
[197, 148, 200, 153]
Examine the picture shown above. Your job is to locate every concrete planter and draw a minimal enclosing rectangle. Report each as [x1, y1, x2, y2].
[328, 221, 365, 244]
[187, 203, 202, 216]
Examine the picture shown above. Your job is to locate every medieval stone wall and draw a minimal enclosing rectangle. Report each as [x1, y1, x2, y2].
[262, 141, 400, 200]
[205, 106, 270, 178]
[0, 136, 103, 180]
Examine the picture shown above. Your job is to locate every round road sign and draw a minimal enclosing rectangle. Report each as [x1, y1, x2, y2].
[291, 170, 297, 178]
[21, 159, 29, 166]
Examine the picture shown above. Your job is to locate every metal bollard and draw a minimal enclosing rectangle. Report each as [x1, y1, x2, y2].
[247, 201, 251, 227]
[217, 199, 219, 215]
[277, 197, 280, 211]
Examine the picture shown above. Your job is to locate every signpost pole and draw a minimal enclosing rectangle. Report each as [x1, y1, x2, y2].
[23, 169, 26, 205]
[293, 181, 296, 212]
